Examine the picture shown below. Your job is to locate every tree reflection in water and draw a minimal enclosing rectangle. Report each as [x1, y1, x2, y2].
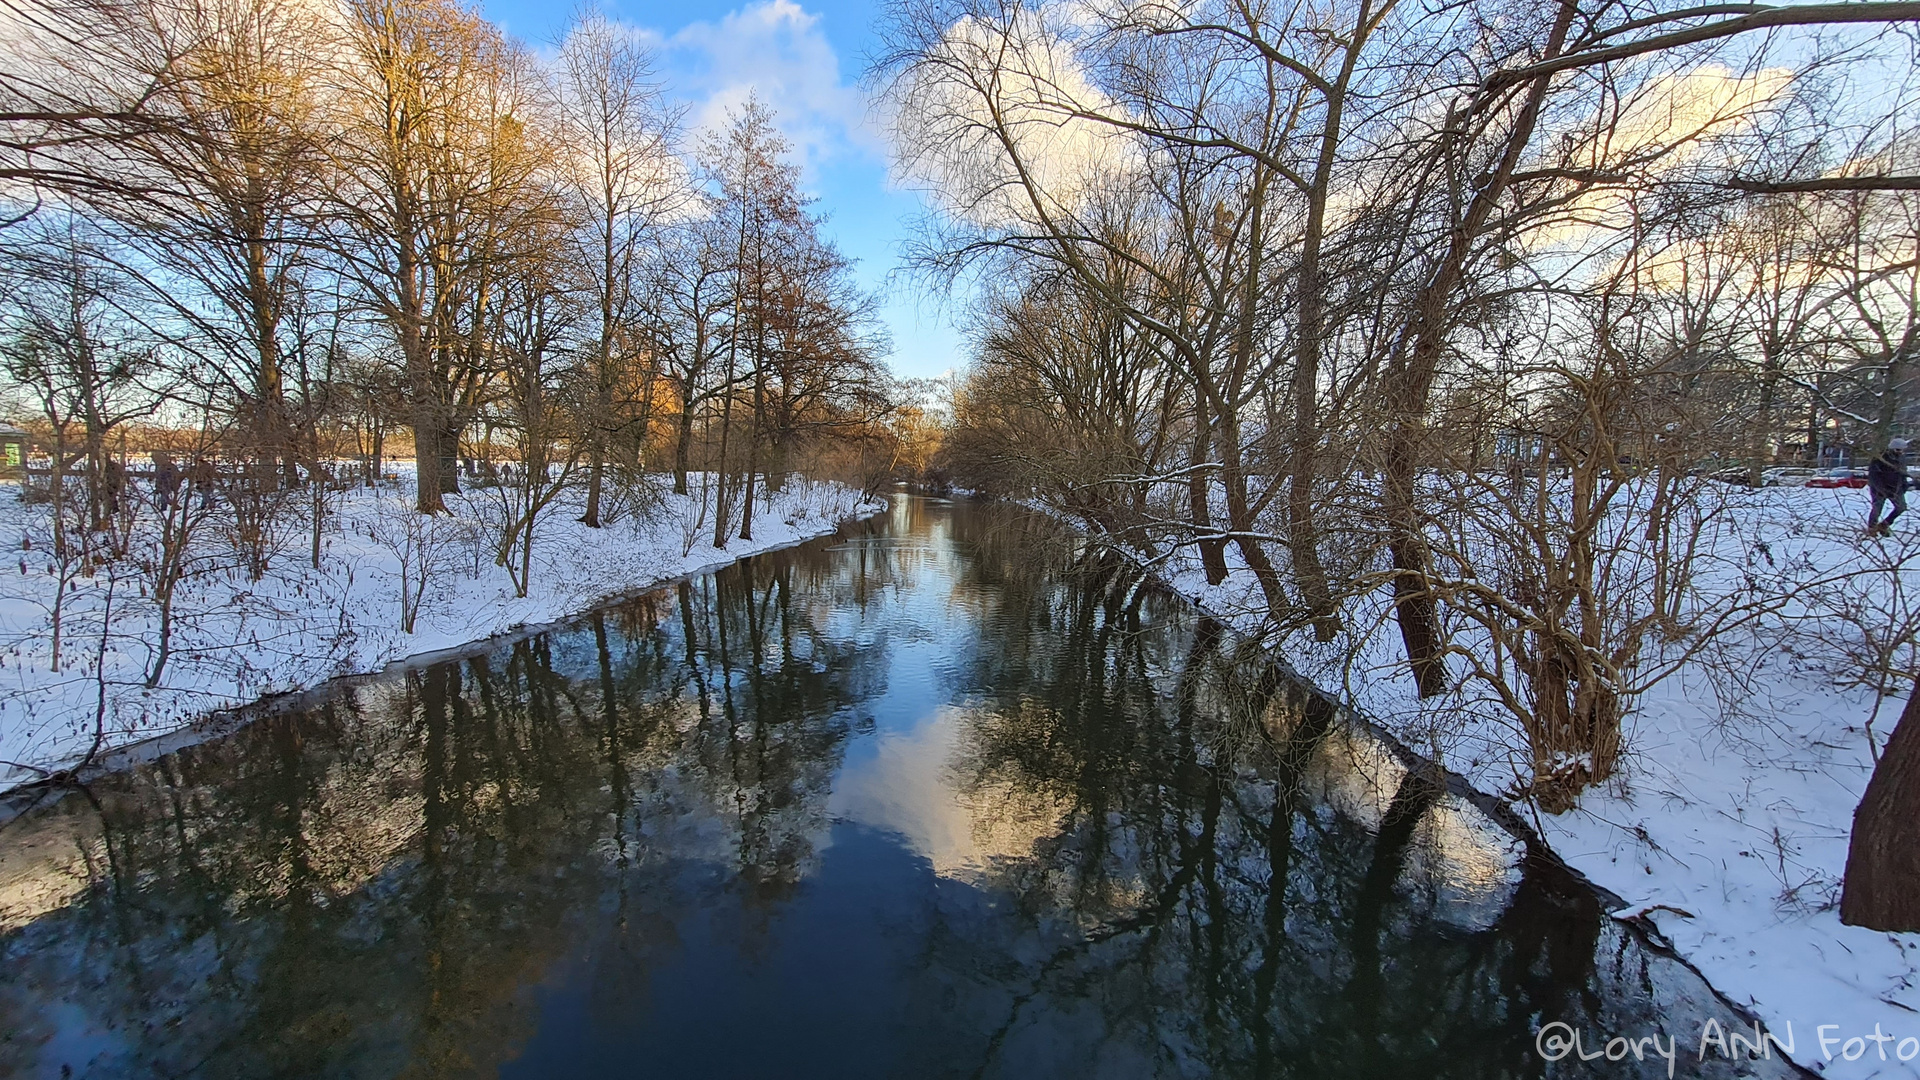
[0, 498, 1796, 1080]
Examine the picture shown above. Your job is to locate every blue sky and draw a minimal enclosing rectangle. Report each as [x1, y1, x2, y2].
[480, 0, 964, 381]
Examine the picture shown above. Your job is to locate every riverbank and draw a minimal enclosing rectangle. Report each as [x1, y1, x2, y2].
[0, 475, 886, 789]
[1066, 485, 1916, 1079]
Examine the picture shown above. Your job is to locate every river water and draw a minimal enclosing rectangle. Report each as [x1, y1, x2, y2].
[0, 497, 1799, 1079]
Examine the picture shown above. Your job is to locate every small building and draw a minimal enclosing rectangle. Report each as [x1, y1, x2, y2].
[0, 424, 25, 478]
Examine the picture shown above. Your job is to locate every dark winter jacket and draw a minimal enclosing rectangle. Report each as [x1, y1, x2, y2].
[1870, 451, 1908, 496]
[154, 460, 180, 495]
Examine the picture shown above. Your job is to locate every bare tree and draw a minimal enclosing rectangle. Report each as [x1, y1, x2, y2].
[700, 99, 801, 545]
[483, 235, 578, 597]
[553, 12, 680, 527]
[325, 0, 556, 513]
[642, 212, 735, 497]
[0, 219, 163, 537]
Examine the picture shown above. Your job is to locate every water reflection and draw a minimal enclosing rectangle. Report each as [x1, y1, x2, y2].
[0, 498, 1792, 1079]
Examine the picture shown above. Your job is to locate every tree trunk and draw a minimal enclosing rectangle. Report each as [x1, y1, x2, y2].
[765, 436, 788, 493]
[1216, 419, 1291, 621]
[1380, 0, 1577, 698]
[674, 388, 694, 496]
[1748, 343, 1779, 487]
[48, 430, 68, 673]
[1209, 171, 1289, 626]
[583, 438, 605, 527]
[519, 497, 535, 598]
[1386, 442, 1447, 697]
[1191, 417, 1228, 586]
[739, 369, 764, 541]
[85, 426, 107, 532]
[712, 360, 736, 548]
[413, 419, 446, 514]
[738, 464, 757, 541]
[1286, 4, 1370, 644]
[712, 440, 733, 549]
[1842, 682, 1920, 930]
[311, 482, 324, 570]
[1874, 326, 1918, 453]
[146, 582, 174, 688]
[246, 234, 287, 478]
[438, 421, 462, 496]
[1809, 377, 1823, 467]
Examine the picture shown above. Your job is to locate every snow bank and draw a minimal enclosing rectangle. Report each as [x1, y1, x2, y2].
[1129, 484, 1920, 1079]
[0, 472, 885, 787]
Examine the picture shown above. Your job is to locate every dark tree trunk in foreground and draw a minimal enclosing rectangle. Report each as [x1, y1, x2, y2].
[1843, 681, 1920, 930]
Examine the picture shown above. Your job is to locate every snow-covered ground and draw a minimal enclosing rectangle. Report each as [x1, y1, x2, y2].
[1136, 484, 1920, 1079]
[0, 471, 884, 787]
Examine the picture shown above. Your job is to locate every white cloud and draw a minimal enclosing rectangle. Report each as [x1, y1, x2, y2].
[1523, 64, 1796, 254]
[885, 5, 1145, 227]
[622, 0, 881, 179]
[827, 705, 1072, 879]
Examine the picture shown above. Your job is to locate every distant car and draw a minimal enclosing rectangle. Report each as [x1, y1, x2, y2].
[1806, 467, 1869, 489]
[1761, 467, 1818, 487]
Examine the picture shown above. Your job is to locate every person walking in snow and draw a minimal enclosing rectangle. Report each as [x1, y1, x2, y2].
[152, 452, 180, 511]
[1868, 437, 1916, 536]
[101, 457, 125, 519]
[190, 456, 217, 509]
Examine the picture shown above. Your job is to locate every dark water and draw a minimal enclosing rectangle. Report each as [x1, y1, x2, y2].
[0, 497, 1797, 1079]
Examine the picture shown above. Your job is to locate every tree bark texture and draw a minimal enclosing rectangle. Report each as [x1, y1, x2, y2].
[1842, 682, 1920, 931]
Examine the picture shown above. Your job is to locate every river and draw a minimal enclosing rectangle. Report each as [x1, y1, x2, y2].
[0, 496, 1800, 1078]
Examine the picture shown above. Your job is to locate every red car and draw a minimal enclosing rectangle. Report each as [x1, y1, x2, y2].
[1807, 467, 1869, 489]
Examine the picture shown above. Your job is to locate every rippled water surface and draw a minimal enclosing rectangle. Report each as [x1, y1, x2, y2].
[0, 497, 1798, 1079]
